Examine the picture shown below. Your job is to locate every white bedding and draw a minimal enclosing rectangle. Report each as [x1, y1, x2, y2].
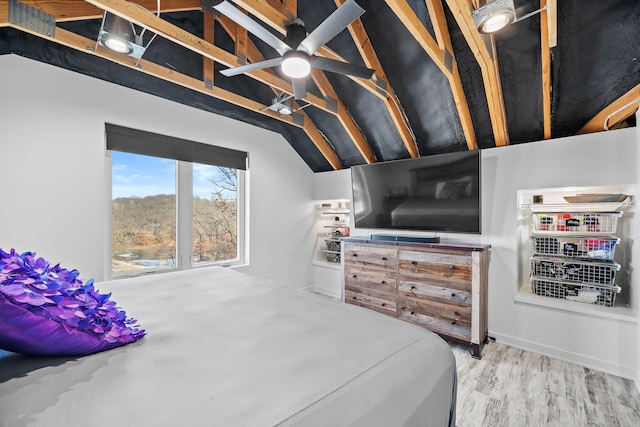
[0, 267, 456, 427]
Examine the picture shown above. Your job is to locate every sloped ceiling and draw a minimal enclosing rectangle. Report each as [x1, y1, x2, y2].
[1, 0, 638, 172]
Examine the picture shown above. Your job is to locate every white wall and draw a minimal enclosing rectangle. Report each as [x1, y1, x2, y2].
[315, 125, 640, 380]
[0, 55, 316, 290]
[637, 111, 640, 388]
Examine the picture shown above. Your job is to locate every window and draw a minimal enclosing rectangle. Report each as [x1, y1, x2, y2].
[106, 124, 247, 278]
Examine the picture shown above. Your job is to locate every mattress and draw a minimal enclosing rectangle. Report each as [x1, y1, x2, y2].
[0, 267, 456, 427]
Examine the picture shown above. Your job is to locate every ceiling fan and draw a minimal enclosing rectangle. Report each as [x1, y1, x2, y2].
[213, 0, 376, 100]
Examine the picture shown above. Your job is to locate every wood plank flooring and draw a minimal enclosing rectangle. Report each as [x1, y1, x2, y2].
[450, 341, 640, 427]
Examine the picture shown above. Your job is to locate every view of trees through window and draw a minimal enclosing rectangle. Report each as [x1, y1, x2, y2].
[192, 164, 238, 265]
[111, 151, 238, 276]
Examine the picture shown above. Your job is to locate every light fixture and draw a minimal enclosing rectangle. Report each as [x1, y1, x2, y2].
[268, 93, 294, 115]
[281, 51, 311, 79]
[99, 13, 135, 53]
[96, 10, 157, 62]
[472, 0, 516, 34]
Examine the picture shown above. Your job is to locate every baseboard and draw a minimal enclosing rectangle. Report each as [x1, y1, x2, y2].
[311, 285, 341, 300]
[490, 331, 638, 381]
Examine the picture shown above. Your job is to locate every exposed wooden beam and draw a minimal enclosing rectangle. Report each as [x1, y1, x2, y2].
[0, 0, 200, 24]
[5, 22, 303, 128]
[443, 0, 510, 146]
[216, 12, 344, 169]
[282, 0, 296, 19]
[214, 0, 375, 164]
[425, 0, 477, 150]
[83, 0, 335, 114]
[383, 1, 450, 78]
[231, 0, 383, 99]
[335, 0, 419, 158]
[579, 83, 640, 134]
[547, 0, 557, 48]
[385, 0, 478, 150]
[203, 10, 215, 90]
[540, 0, 551, 139]
[311, 70, 376, 163]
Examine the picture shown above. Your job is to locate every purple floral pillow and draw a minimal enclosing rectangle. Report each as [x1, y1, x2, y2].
[0, 248, 145, 356]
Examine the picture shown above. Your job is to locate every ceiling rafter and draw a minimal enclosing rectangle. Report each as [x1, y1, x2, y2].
[0, 0, 200, 25]
[310, 69, 377, 163]
[335, 0, 419, 158]
[230, 0, 383, 100]
[83, 0, 338, 114]
[443, 0, 509, 146]
[540, 0, 551, 139]
[3, 1, 339, 168]
[384, 0, 478, 150]
[3, 21, 308, 129]
[216, 12, 344, 169]
[218, 0, 376, 163]
[579, 83, 640, 134]
[424, 0, 477, 151]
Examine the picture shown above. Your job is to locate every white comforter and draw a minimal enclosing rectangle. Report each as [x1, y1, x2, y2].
[0, 267, 456, 427]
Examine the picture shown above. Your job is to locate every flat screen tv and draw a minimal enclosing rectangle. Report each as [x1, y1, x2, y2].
[351, 150, 481, 234]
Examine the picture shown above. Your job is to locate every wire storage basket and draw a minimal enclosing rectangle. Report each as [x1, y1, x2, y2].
[532, 278, 620, 307]
[530, 236, 619, 260]
[531, 212, 621, 234]
[323, 239, 341, 263]
[530, 257, 620, 286]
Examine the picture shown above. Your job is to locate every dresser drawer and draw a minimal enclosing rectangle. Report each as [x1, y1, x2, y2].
[345, 287, 396, 317]
[344, 244, 397, 269]
[345, 265, 396, 294]
[398, 297, 471, 341]
[398, 250, 472, 283]
[398, 280, 471, 306]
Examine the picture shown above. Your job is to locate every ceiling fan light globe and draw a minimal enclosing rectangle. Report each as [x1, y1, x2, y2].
[281, 53, 311, 78]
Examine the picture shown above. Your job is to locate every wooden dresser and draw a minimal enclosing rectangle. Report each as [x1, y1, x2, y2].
[342, 238, 490, 358]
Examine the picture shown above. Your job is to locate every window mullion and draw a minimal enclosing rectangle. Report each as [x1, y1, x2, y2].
[176, 161, 193, 270]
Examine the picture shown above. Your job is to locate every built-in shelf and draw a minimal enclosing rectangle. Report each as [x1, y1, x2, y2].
[514, 285, 638, 324]
[522, 200, 632, 213]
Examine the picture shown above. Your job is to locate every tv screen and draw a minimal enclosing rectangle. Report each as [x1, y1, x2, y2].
[351, 150, 481, 234]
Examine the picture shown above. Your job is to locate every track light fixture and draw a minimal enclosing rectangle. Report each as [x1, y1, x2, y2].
[269, 93, 295, 115]
[472, 0, 548, 35]
[472, 0, 516, 34]
[96, 10, 157, 63]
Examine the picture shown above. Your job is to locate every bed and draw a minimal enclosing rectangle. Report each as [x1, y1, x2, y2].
[0, 267, 456, 427]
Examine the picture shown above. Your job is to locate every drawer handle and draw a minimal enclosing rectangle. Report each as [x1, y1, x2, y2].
[352, 296, 357, 300]
[410, 285, 416, 290]
[410, 311, 415, 315]
[451, 320, 456, 325]
[352, 253, 358, 257]
[381, 303, 386, 307]
[381, 256, 387, 261]
[449, 265, 456, 271]
[411, 261, 417, 266]
[451, 293, 456, 297]
[352, 274, 357, 278]
[381, 280, 386, 284]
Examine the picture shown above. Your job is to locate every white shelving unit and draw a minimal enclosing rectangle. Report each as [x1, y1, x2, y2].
[312, 200, 350, 299]
[516, 186, 635, 316]
[314, 202, 350, 266]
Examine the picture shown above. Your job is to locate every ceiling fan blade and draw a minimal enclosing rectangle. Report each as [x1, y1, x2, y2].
[214, 1, 291, 55]
[311, 56, 375, 79]
[220, 57, 283, 77]
[292, 78, 307, 100]
[298, 0, 365, 55]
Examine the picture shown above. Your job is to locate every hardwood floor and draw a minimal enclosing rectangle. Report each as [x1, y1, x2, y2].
[450, 340, 640, 427]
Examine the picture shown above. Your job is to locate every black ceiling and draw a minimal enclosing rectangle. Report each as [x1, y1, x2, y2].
[1, 1, 638, 172]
